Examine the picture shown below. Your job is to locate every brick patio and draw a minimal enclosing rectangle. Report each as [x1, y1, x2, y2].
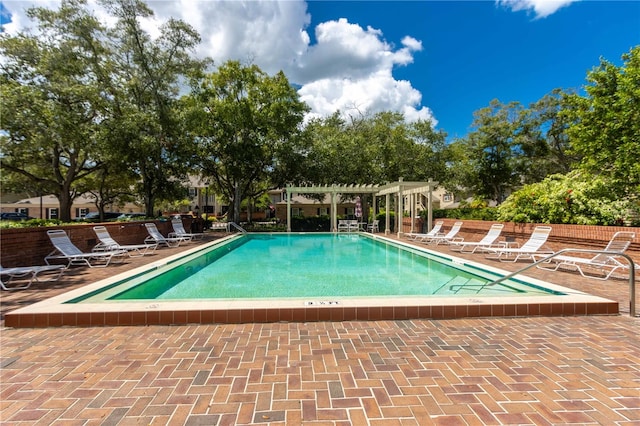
[1, 233, 639, 424]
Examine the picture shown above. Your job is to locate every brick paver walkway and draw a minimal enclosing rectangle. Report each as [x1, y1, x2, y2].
[1, 234, 639, 425]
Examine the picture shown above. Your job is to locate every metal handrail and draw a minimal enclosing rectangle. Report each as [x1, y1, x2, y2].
[476, 249, 637, 317]
[228, 222, 247, 233]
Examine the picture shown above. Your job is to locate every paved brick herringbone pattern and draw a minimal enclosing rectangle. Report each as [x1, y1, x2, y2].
[1, 234, 639, 424]
[1, 317, 639, 425]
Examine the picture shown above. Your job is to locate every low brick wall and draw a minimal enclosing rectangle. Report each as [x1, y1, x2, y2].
[402, 218, 640, 260]
[0, 221, 176, 268]
[2, 218, 639, 267]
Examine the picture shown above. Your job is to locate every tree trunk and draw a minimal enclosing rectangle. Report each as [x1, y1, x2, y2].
[57, 191, 73, 223]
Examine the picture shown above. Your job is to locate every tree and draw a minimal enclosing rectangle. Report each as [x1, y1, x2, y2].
[515, 88, 578, 183]
[0, 0, 112, 222]
[303, 112, 448, 186]
[453, 100, 523, 203]
[565, 46, 640, 199]
[186, 60, 309, 223]
[100, 0, 209, 217]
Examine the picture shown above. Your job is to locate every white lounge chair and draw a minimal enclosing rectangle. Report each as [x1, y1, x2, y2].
[169, 218, 204, 241]
[338, 220, 350, 232]
[347, 220, 359, 232]
[421, 221, 464, 245]
[45, 230, 127, 268]
[407, 221, 444, 241]
[93, 226, 157, 257]
[144, 223, 189, 247]
[209, 221, 229, 231]
[534, 231, 637, 280]
[484, 226, 553, 262]
[449, 223, 505, 253]
[1, 264, 65, 290]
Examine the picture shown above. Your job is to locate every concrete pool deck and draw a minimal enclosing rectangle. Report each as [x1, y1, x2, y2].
[1, 232, 639, 424]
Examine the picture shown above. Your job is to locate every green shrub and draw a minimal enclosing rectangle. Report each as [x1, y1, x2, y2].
[0, 218, 65, 229]
[291, 215, 331, 231]
[497, 171, 639, 225]
[430, 207, 498, 221]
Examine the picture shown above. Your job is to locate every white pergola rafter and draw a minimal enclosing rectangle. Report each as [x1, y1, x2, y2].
[286, 179, 439, 235]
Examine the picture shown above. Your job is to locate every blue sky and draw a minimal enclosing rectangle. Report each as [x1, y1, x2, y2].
[305, 1, 640, 139]
[2, 0, 639, 140]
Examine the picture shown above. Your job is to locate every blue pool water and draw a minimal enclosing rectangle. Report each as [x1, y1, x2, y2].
[80, 234, 558, 302]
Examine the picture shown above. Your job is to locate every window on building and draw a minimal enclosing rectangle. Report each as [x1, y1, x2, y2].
[443, 193, 453, 202]
[189, 187, 196, 197]
[75, 207, 89, 218]
[292, 207, 303, 216]
[48, 208, 59, 219]
[317, 207, 329, 216]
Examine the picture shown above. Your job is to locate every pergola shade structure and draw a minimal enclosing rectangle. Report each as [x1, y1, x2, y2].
[285, 179, 438, 235]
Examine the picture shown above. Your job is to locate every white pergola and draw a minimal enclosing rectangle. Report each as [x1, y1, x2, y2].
[285, 178, 439, 236]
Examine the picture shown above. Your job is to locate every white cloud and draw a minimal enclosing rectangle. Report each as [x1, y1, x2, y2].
[496, 0, 579, 18]
[1, 0, 435, 125]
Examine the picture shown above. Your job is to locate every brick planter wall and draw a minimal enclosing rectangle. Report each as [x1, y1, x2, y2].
[0, 221, 176, 267]
[2, 218, 639, 267]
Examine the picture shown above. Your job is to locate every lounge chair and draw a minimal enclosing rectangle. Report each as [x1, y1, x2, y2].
[169, 218, 204, 240]
[144, 223, 189, 247]
[45, 230, 127, 268]
[93, 226, 158, 257]
[421, 221, 464, 245]
[407, 221, 444, 241]
[0, 264, 65, 290]
[484, 225, 553, 262]
[338, 220, 350, 232]
[209, 221, 229, 231]
[449, 223, 505, 253]
[534, 231, 637, 280]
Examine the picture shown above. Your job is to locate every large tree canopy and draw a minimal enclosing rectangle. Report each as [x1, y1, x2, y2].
[565, 45, 640, 199]
[0, 0, 112, 222]
[101, 0, 209, 216]
[185, 60, 309, 223]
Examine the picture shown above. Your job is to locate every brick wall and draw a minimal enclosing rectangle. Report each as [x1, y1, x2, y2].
[2, 218, 639, 267]
[0, 221, 175, 267]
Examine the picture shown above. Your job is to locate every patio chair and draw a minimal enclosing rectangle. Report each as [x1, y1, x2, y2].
[347, 220, 359, 232]
[93, 226, 158, 257]
[421, 221, 464, 245]
[484, 226, 553, 262]
[1, 264, 65, 291]
[144, 223, 189, 247]
[406, 221, 444, 241]
[534, 231, 637, 280]
[449, 223, 505, 253]
[367, 220, 379, 233]
[169, 218, 204, 241]
[337, 220, 350, 232]
[45, 230, 127, 268]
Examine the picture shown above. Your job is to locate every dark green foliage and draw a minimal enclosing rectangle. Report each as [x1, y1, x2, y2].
[430, 208, 499, 221]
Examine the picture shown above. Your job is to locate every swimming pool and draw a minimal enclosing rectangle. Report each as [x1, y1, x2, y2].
[4, 233, 618, 327]
[77, 233, 556, 302]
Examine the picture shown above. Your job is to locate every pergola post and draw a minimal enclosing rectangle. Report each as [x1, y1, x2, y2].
[427, 178, 434, 232]
[385, 193, 390, 235]
[396, 183, 404, 238]
[286, 187, 292, 232]
[331, 189, 338, 232]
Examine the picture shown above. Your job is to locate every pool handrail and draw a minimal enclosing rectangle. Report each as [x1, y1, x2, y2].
[228, 222, 247, 233]
[450, 248, 637, 317]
